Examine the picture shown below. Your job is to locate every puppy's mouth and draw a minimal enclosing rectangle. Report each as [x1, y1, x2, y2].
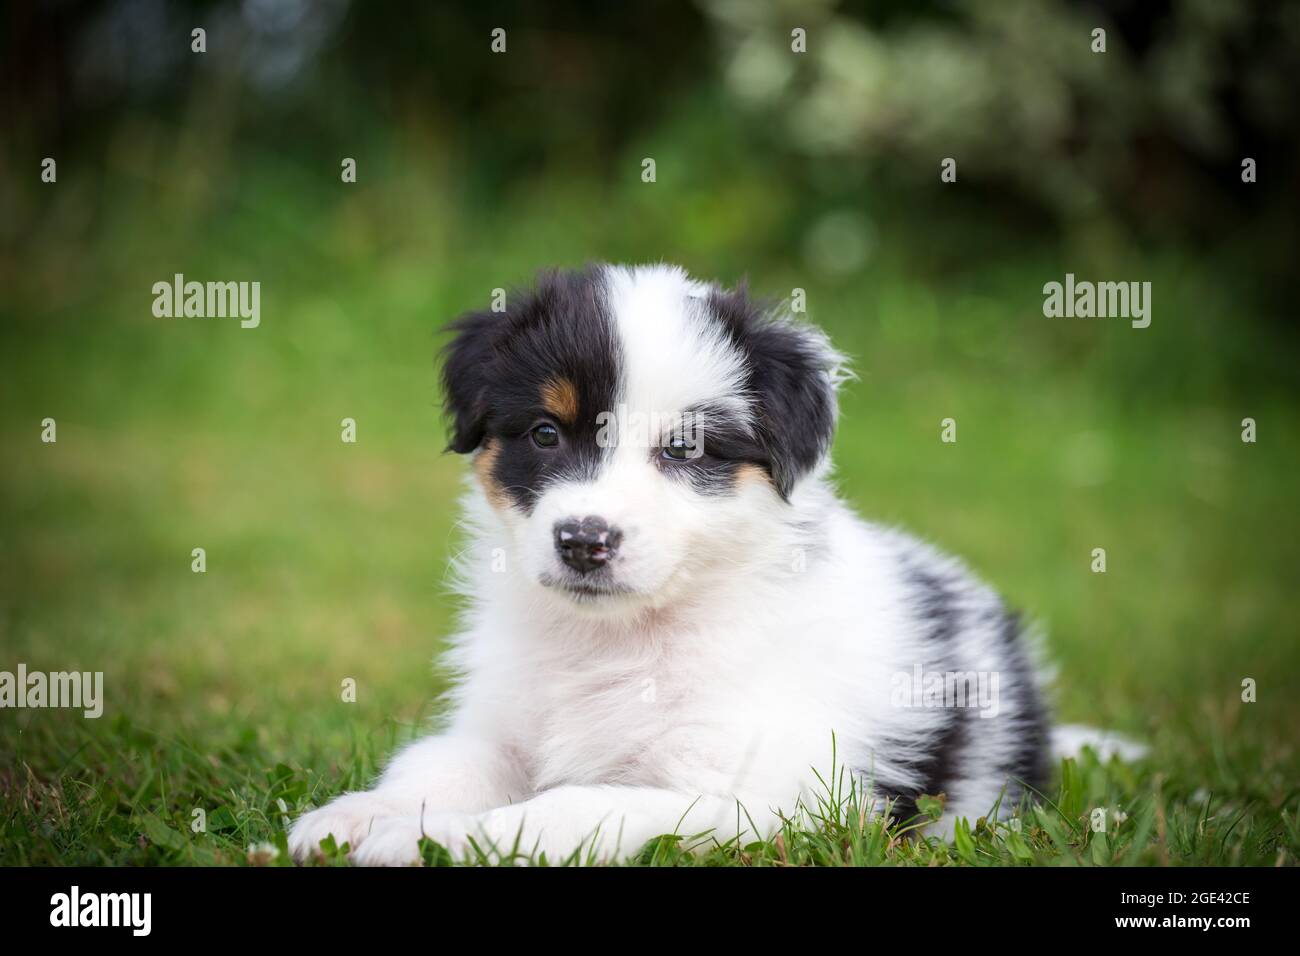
[538, 573, 635, 602]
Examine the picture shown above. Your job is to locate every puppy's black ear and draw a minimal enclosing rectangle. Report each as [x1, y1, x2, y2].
[441, 309, 502, 454]
[710, 288, 844, 497]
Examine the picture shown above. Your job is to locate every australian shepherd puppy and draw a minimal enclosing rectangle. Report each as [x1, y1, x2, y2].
[290, 263, 1117, 866]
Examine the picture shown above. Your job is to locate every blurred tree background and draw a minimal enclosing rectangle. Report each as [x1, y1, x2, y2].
[0, 1, 1297, 863]
[4, 0, 1298, 395]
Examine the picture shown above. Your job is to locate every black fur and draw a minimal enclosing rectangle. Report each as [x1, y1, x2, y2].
[705, 286, 838, 498]
[994, 608, 1052, 802]
[440, 266, 620, 514]
[656, 403, 768, 496]
[870, 565, 967, 825]
[869, 568, 1052, 826]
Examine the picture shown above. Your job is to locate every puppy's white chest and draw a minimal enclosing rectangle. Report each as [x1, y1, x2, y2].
[522, 660, 675, 789]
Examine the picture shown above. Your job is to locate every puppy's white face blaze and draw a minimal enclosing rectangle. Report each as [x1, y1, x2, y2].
[442, 264, 840, 618]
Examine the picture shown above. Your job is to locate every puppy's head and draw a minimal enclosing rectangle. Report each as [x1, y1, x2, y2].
[442, 263, 843, 616]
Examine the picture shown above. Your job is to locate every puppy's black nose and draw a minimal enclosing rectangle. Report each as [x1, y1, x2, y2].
[554, 516, 622, 574]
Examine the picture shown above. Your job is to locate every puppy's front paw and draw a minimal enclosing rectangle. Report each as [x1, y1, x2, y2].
[288, 791, 408, 862]
[349, 813, 476, 867]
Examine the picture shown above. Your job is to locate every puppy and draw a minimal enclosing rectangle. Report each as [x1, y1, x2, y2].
[290, 263, 1062, 865]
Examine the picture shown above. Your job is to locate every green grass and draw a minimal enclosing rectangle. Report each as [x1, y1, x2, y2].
[1, 137, 1297, 865]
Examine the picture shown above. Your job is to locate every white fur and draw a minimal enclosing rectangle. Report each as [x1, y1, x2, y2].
[290, 264, 1140, 865]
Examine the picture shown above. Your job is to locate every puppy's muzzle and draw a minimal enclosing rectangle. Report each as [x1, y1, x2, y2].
[554, 516, 622, 575]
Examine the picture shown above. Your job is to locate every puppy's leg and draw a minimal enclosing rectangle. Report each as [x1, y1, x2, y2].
[360, 784, 785, 865]
[289, 734, 523, 863]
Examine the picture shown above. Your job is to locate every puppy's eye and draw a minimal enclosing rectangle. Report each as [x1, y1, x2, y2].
[661, 437, 696, 461]
[531, 423, 560, 448]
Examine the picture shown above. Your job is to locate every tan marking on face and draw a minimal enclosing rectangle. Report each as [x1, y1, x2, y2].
[734, 463, 773, 488]
[540, 378, 579, 425]
[473, 439, 510, 510]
